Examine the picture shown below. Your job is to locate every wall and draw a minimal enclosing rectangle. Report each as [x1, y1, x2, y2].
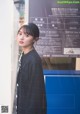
[0, 0, 13, 114]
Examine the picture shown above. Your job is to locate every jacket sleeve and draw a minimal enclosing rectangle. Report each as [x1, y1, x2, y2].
[17, 59, 47, 114]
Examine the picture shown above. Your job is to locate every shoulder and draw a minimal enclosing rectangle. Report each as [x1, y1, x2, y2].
[22, 49, 42, 66]
[21, 50, 43, 75]
[28, 49, 42, 64]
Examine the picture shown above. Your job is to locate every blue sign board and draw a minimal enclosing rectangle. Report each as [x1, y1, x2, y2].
[44, 70, 80, 114]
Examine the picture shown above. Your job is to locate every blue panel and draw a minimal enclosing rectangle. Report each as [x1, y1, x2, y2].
[45, 76, 80, 114]
[47, 109, 75, 114]
[44, 70, 80, 75]
[47, 94, 75, 108]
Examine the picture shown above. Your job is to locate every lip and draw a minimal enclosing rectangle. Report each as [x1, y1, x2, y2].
[19, 41, 24, 44]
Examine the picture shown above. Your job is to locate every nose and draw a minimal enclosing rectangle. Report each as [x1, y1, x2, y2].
[19, 35, 24, 40]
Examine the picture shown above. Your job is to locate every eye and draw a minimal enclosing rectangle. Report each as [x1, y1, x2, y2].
[18, 32, 22, 36]
[25, 33, 29, 37]
[26, 34, 29, 37]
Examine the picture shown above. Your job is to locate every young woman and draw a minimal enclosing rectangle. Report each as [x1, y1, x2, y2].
[15, 23, 47, 114]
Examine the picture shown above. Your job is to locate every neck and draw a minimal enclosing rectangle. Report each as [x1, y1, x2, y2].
[22, 46, 34, 54]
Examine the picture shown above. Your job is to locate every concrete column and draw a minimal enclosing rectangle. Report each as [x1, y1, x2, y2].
[0, 0, 14, 114]
[11, 4, 19, 112]
[25, 0, 29, 24]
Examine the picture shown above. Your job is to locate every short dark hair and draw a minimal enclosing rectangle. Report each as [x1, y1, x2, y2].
[18, 23, 39, 40]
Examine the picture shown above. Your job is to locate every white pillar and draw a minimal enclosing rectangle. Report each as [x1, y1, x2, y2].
[0, 0, 14, 114]
[11, 4, 19, 113]
[25, 0, 29, 24]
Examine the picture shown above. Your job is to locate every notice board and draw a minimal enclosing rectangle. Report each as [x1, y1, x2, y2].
[29, 0, 80, 57]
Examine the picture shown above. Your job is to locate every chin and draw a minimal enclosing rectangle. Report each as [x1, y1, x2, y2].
[19, 44, 24, 47]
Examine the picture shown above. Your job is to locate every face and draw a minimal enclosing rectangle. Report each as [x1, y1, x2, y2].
[16, 28, 35, 48]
